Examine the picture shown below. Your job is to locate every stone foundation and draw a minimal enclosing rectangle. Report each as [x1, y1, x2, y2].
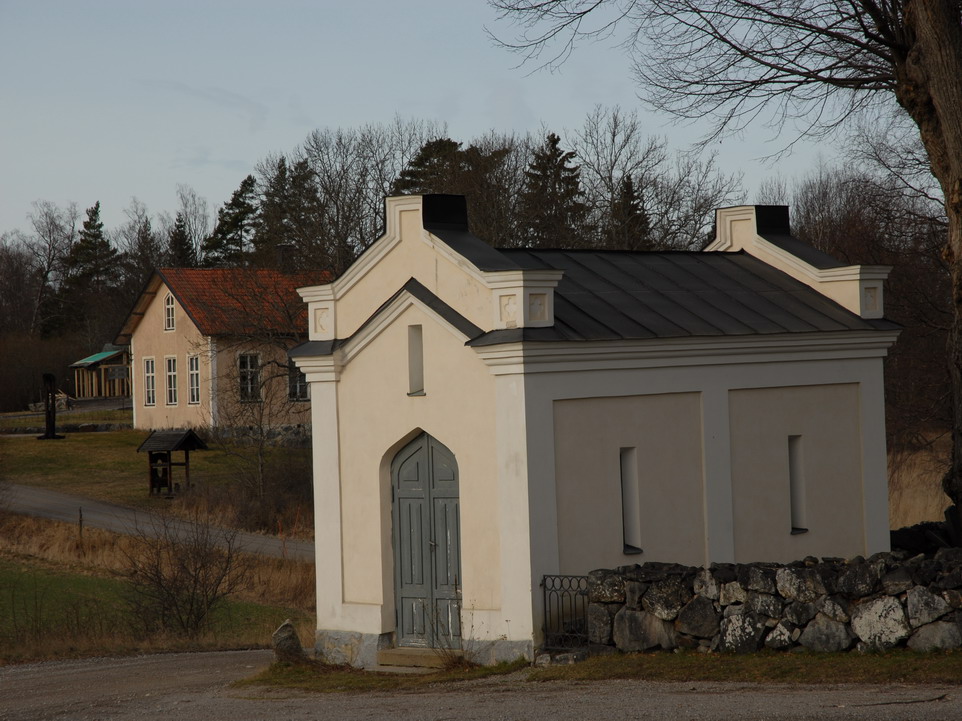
[314, 630, 392, 667]
[588, 549, 962, 654]
[315, 629, 534, 668]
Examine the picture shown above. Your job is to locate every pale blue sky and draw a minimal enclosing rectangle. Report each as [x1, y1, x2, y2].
[0, 0, 827, 235]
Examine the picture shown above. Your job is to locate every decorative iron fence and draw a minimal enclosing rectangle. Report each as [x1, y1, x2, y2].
[541, 574, 589, 650]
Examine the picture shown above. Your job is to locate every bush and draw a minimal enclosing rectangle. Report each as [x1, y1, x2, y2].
[120, 511, 251, 637]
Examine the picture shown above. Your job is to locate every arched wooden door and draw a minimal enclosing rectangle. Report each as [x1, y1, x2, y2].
[391, 433, 461, 648]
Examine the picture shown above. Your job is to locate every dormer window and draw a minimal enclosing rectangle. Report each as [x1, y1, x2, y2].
[164, 293, 175, 331]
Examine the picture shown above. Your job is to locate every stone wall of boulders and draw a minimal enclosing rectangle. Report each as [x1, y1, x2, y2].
[587, 549, 962, 654]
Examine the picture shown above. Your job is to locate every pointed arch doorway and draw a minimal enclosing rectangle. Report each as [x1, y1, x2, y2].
[391, 432, 461, 648]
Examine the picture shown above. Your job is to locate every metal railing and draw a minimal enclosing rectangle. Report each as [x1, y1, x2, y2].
[541, 574, 589, 650]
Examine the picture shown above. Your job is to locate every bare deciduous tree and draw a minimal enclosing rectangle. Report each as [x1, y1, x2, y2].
[492, 0, 962, 540]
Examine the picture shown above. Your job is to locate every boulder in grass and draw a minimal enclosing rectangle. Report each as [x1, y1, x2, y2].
[272, 619, 309, 664]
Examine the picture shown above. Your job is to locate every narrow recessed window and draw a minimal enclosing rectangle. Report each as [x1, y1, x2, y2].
[164, 293, 175, 331]
[288, 364, 308, 401]
[620, 447, 643, 555]
[239, 353, 260, 402]
[144, 358, 156, 406]
[789, 435, 808, 534]
[165, 357, 177, 405]
[407, 325, 424, 396]
[187, 355, 200, 405]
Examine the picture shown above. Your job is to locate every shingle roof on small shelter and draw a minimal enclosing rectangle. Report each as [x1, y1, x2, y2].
[137, 429, 208, 453]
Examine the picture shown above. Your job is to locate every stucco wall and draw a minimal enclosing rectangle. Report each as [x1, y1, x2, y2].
[132, 285, 211, 429]
[332, 302, 504, 636]
[335, 204, 495, 337]
[729, 383, 865, 562]
[553, 392, 706, 572]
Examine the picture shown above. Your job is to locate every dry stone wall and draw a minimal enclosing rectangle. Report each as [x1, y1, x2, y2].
[587, 549, 962, 654]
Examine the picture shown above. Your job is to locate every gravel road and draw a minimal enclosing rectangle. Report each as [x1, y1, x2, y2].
[5, 483, 313, 561]
[0, 650, 959, 721]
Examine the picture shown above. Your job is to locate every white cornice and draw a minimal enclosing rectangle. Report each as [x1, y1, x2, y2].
[292, 354, 342, 383]
[338, 290, 473, 366]
[474, 330, 900, 375]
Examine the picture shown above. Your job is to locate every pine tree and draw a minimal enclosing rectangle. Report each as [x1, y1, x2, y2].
[518, 133, 591, 248]
[167, 212, 196, 267]
[391, 136, 521, 246]
[124, 215, 163, 285]
[45, 201, 122, 342]
[63, 202, 118, 293]
[252, 157, 331, 270]
[391, 138, 464, 195]
[253, 157, 291, 261]
[201, 175, 258, 267]
[605, 175, 652, 250]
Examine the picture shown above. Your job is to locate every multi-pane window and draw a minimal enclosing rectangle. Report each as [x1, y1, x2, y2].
[239, 353, 260, 402]
[165, 357, 177, 405]
[188, 355, 200, 405]
[164, 293, 175, 330]
[144, 358, 156, 406]
[288, 365, 308, 401]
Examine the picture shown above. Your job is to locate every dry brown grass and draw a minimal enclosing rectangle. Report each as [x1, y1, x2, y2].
[0, 513, 315, 612]
[889, 436, 952, 529]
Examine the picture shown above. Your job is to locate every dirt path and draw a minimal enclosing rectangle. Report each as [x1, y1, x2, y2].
[5, 484, 313, 561]
[1, 650, 959, 721]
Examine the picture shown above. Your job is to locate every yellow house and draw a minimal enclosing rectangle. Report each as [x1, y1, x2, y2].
[115, 267, 328, 431]
[291, 195, 899, 667]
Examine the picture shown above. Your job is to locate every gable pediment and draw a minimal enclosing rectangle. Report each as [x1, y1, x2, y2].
[297, 195, 563, 345]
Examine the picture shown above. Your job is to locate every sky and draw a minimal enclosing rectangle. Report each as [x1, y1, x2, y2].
[0, 0, 830, 237]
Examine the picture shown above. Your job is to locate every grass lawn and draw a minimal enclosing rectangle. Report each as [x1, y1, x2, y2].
[0, 409, 133, 431]
[239, 648, 962, 693]
[525, 648, 962, 684]
[0, 555, 311, 665]
[0, 430, 258, 509]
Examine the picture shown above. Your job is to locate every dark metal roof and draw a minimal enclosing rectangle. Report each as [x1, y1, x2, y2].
[137, 429, 208, 453]
[421, 195, 521, 272]
[467, 249, 897, 346]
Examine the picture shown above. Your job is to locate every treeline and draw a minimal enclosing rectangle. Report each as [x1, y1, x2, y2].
[0, 109, 740, 410]
[0, 110, 952, 455]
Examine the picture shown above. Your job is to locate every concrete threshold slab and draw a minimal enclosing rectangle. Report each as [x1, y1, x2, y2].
[377, 646, 462, 669]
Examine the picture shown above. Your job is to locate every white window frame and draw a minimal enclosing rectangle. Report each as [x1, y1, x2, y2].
[187, 354, 200, 405]
[238, 353, 260, 403]
[144, 357, 156, 407]
[164, 293, 175, 331]
[165, 356, 178, 406]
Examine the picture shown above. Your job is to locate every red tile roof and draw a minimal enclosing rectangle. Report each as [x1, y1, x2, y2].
[157, 268, 330, 338]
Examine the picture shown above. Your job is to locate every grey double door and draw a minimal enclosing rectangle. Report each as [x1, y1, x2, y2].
[392, 433, 461, 648]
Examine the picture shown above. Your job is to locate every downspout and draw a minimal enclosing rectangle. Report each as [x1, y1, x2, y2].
[208, 336, 218, 427]
[130, 339, 138, 429]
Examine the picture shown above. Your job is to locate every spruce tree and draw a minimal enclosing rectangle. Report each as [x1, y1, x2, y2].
[605, 175, 652, 250]
[519, 133, 591, 249]
[167, 212, 196, 267]
[201, 175, 258, 267]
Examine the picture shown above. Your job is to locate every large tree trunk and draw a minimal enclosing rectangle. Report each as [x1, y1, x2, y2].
[897, 0, 962, 543]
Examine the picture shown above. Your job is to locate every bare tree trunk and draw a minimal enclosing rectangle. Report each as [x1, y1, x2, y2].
[899, 0, 962, 543]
